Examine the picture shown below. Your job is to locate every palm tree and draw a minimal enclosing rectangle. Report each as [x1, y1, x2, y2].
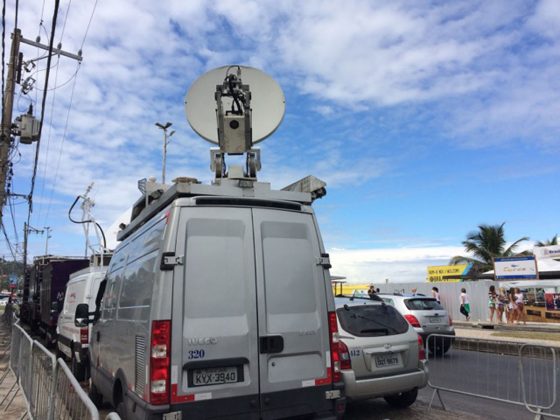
[535, 235, 558, 247]
[450, 223, 529, 277]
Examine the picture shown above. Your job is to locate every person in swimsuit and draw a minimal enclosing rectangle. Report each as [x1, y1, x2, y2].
[514, 288, 527, 325]
[488, 285, 497, 323]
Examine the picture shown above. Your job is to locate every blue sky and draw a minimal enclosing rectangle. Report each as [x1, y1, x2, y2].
[2, 0, 559, 282]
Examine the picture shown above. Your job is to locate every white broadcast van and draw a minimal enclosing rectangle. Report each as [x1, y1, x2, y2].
[58, 263, 108, 381]
[76, 65, 346, 419]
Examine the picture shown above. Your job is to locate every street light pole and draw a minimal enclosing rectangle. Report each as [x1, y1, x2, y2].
[44, 226, 52, 255]
[155, 122, 175, 185]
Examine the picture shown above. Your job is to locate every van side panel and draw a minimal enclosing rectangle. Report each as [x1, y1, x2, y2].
[171, 207, 260, 414]
[253, 209, 333, 415]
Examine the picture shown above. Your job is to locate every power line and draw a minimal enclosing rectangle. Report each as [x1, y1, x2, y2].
[27, 0, 61, 225]
[43, 62, 81, 224]
[80, 0, 99, 50]
[0, 221, 17, 261]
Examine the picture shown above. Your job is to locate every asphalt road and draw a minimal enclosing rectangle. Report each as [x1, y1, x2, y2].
[418, 346, 560, 420]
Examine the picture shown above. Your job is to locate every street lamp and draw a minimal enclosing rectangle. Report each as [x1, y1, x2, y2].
[155, 122, 175, 184]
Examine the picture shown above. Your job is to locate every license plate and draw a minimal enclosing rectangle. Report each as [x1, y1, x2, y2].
[429, 317, 442, 323]
[192, 367, 238, 386]
[375, 354, 400, 368]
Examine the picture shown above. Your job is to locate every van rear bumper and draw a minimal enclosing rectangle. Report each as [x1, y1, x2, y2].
[125, 385, 345, 420]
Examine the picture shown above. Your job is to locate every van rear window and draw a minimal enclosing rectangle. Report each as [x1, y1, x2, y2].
[336, 304, 409, 337]
[404, 298, 444, 311]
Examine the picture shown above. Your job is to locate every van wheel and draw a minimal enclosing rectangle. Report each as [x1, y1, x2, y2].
[88, 379, 103, 407]
[71, 354, 86, 382]
[116, 401, 127, 420]
[384, 388, 418, 408]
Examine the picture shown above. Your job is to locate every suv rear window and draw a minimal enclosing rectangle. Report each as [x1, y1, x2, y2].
[404, 298, 444, 310]
[336, 304, 409, 337]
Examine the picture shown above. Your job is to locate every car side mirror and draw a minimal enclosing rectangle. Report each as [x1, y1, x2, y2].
[74, 303, 91, 327]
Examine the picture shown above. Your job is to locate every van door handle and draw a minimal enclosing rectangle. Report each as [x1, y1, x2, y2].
[259, 336, 284, 354]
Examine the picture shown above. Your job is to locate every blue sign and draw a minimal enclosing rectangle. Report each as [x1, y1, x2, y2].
[8, 274, 17, 286]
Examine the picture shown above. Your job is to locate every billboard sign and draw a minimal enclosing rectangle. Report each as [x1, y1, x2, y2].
[8, 274, 18, 288]
[427, 264, 472, 282]
[534, 245, 560, 260]
[545, 293, 560, 311]
[494, 256, 538, 280]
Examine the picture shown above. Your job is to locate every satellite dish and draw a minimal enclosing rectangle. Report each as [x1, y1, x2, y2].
[185, 65, 285, 145]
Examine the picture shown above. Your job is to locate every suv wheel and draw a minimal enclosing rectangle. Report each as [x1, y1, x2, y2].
[88, 379, 103, 407]
[384, 388, 418, 408]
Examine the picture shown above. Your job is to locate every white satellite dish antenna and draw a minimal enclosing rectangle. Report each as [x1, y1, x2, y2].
[185, 65, 285, 145]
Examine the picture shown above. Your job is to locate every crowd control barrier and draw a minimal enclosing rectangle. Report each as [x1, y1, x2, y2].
[0, 307, 120, 420]
[427, 334, 560, 419]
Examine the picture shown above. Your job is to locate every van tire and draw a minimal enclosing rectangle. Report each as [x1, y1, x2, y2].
[116, 401, 127, 420]
[384, 388, 418, 408]
[89, 382, 103, 407]
[71, 353, 86, 382]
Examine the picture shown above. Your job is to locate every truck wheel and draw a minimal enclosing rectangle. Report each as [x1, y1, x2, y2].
[71, 353, 86, 382]
[88, 380, 103, 407]
[384, 388, 418, 408]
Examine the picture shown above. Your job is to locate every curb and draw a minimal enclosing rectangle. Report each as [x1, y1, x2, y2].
[453, 321, 560, 334]
[451, 337, 560, 357]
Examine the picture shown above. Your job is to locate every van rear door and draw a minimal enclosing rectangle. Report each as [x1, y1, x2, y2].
[170, 207, 260, 417]
[252, 208, 332, 417]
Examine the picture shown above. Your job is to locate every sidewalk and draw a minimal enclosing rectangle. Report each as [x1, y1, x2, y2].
[453, 320, 560, 351]
[0, 313, 27, 420]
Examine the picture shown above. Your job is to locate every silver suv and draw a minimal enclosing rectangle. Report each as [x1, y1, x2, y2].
[335, 297, 429, 408]
[379, 294, 455, 354]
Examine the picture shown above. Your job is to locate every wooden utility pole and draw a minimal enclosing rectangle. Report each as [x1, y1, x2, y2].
[0, 29, 22, 220]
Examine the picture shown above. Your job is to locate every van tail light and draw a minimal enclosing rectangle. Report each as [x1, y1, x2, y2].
[418, 335, 426, 361]
[328, 311, 342, 383]
[80, 327, 89, 345]
[338, 340, 351, 370]
[404, 314, 421, 328]
[150, 320, 171, 405]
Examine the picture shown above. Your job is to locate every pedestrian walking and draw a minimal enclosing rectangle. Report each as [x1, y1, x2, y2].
[488, 285, 497, 323]
[432, 287, 440, 304]
[514, 287, 527, 325]
[496, 287, 507, 323]
[460, 288, 471, 321]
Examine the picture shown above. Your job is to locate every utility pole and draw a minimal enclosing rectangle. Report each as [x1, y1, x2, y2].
[0, 28, 82, 226]
[155, 122, 175, 184]
[0, 29, 22, 217]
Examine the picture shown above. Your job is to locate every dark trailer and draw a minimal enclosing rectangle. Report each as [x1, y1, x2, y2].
[34, 256, 89, 345]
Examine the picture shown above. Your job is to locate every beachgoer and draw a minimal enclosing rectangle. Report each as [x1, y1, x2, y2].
[514, 288, 527, 325]
[367, 284, 376, 299]
[460, 288, 471, 321]
[432, 287, 440, 303]
[488, 285, 497, 323]
[411, 287, 418, 296]
[496, 288, 507, 323]
[507, 288, 516, 323]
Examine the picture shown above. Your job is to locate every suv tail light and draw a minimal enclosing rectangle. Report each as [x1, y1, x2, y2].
[404, 314, 421, 328]
[338, 340, 351, 370]
[150, 320, 171, 405]
[79, 327, 89, 344]
[328, 311, 342, 383]
[418, 335, 426, 361]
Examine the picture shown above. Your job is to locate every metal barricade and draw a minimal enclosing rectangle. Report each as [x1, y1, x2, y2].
[53, 358, 100, 420]
[427, 334, 559, 418]
[18, 326, 34, 412]
[9, 323, 22, 379]
[30, 341, 57, 419]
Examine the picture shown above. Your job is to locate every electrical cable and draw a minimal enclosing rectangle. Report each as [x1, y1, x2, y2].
[0, 221, 17, 261]
[43, 63, 81, 224]
[37, 52, 62, 221]
[58, 0, 72, 43]
[80, 0, 99, 50]
[8, 195, 19, 245]
[27, 0, 60, 225]
[67, 195, 107, 249]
